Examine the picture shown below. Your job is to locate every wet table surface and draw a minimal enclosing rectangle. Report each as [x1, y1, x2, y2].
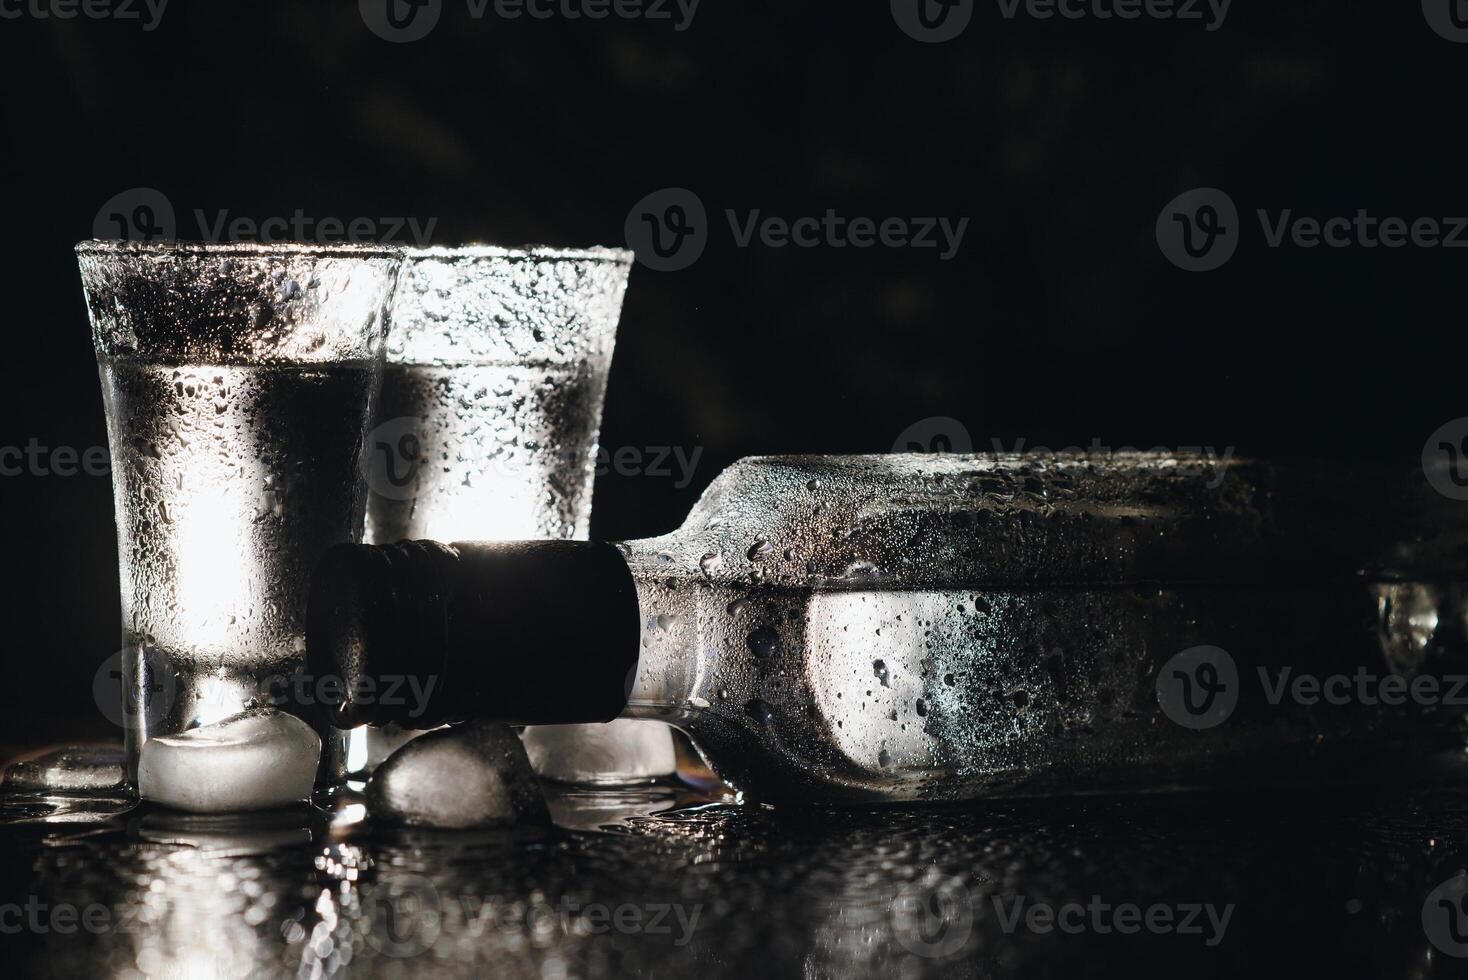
[3, 777, 1468, 979]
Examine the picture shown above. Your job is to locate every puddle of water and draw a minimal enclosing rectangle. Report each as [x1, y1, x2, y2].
[3, 771, 1468, 978]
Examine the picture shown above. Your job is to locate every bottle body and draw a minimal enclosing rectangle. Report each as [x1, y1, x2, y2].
[615, 455, 1468, 801]
[309, 453, 1468, 804]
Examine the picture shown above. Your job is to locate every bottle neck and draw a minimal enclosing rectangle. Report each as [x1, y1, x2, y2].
[609, 538, 712, 724]
[306, 539, 644, 729]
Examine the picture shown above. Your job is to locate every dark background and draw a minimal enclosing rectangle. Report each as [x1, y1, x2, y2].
[0, 0, 1462, 744]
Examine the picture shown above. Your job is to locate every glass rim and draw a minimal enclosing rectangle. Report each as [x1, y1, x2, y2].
[403, 244, 635, 265]
[74, 240, 407, 259]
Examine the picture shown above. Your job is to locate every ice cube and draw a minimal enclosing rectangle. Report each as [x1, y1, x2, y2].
[2, 744, 127, 796]
[365, 722, 427, 773]
[367, 721, 547, 829]
[138, 709, 321, 813]
[521, 720, 678, 785]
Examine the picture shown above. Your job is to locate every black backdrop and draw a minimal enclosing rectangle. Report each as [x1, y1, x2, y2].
[0, 0, 1463, 744]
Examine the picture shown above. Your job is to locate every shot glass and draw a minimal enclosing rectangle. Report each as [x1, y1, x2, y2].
[354, 244, 676, 782]
[77, 241, 403, 785]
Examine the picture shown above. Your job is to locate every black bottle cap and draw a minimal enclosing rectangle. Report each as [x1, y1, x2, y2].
[306, 539, 641, 730]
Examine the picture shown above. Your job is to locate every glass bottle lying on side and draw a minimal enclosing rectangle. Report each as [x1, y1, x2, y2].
[306, 454, 1468, 804]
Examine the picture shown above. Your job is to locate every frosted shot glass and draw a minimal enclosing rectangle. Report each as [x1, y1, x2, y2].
[77, 241, 403, 787]
[354, 245, 676, 782]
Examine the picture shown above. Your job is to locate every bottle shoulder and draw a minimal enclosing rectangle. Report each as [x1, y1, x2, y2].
[624, 453, 1457, 588]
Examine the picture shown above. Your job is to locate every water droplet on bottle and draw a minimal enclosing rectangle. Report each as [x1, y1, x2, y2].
[747, 626, 779, 659]
[915, 699, 928, 717]
[873, 659, 890, 687]
[656, 614, 677, 632]
[878, 749, 892, 768]
[699, 552, 723, 577]
[747, 537, 773, 561]
[727, 598, 750, 616]
[745, 698, 776, 728]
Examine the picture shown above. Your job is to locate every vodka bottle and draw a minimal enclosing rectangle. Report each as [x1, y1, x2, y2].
[306, 454, 1468, 803]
